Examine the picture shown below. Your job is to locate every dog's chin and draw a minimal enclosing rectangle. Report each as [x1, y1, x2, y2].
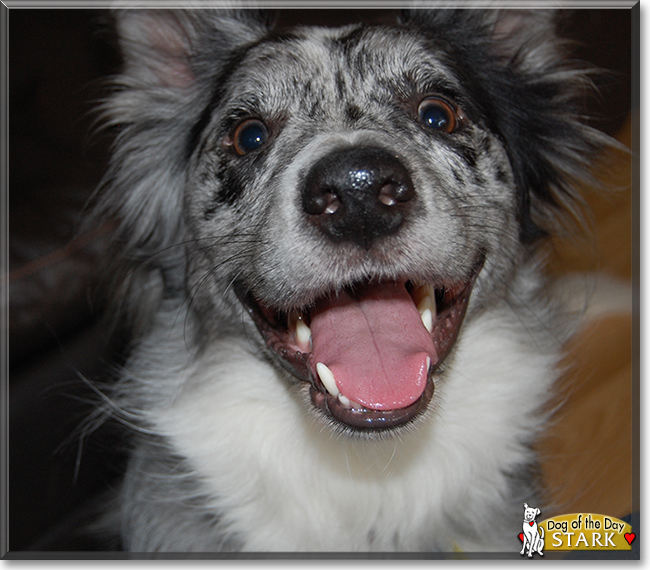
[234, 257, 483, 433]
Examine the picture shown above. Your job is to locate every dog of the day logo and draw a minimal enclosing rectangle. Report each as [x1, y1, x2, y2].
[540, 513, 634, 551]
[518, 509, 635, 554]
[519, 503, 545, 557]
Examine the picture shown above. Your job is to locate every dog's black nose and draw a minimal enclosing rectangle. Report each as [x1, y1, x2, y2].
[302, 147, 415, 249]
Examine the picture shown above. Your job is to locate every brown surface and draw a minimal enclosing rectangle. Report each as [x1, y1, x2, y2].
[538, 117, 635, 518]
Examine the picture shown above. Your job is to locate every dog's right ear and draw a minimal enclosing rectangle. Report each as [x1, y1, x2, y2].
[100, 9, 274, 244]
[114, 9, 273, 90]
[92, 10, 274, 328]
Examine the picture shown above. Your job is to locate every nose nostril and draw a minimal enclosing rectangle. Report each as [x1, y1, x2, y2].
[378, 182, 413, 207]
[304, 190, 341, 215]
[323, 192, 341, 215]
[378, 183, 398, 207]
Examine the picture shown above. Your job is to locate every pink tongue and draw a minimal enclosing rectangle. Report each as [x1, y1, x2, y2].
[310, 282, 436, 410]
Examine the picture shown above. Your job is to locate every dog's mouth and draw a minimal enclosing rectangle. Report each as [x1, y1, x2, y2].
[235, 259, 482, 432]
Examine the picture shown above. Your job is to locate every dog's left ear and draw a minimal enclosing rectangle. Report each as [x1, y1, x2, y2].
[399, 9, 559, 73]
[490, 9, 559, 65]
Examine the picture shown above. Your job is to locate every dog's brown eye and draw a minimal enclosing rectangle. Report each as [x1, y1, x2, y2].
[418, 97, 459, 134]
[230, 118, 269, 156]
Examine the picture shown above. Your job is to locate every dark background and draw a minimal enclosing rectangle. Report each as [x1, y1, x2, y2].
[8, 9, 633, 552]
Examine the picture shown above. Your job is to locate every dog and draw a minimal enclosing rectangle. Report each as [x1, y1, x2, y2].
[520, 503, 545, 557]
[90, 8, 609, 552]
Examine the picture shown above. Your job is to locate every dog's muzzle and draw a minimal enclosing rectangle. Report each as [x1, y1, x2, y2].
[302, 147, 415, 250]
[236, 147, 483, 433]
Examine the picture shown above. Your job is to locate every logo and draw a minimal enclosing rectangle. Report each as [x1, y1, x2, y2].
[518, 510, 635, 554]
[519, 503, 545, 557]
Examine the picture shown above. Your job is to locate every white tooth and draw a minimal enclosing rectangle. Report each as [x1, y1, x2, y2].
[316, 362, 339, 397]
[426, 356, 431, 371]
[338, 394, 351, 408]
[418, 287, 436, 313]
[295, 316, 312, 351]
[289, 311, 312, 352]
[415, 285, 436, 315]
[418, 296, 436, 315]
[338, 395, 363, 410]
[421, 308, 433, 333]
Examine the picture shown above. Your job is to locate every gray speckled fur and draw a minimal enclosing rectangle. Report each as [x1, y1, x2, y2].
[91, 9, 608, 553]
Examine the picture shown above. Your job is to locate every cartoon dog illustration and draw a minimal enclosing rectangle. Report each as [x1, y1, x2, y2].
[520, 503, 545, 557]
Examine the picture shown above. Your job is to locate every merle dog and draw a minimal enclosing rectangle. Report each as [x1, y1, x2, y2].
[91, 9, 607, 552]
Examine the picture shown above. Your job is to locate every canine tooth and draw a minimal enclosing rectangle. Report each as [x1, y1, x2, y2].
[418, 296, 436, 315]
[426, 356, 431, 371]
[413, 284, 436, 315]
[295, 317, 312, 351]
[289, 311, 312, 352]
[421, 308, 433, 333]
[316, 362, 339, 397]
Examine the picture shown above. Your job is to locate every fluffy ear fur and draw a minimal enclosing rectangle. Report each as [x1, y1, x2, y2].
[93, 9, 273, 328]
[115, 9, 273, 89]
[400, 8, 609, 243]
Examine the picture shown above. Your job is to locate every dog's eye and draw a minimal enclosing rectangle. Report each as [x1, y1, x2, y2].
[418, 97, 459, 133]
[230, 119, 269, 156]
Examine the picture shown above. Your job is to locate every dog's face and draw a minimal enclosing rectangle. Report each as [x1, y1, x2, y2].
[183, 23, 521, 430]
[523, 504, 540, 523]
[102, 9, 602, 435]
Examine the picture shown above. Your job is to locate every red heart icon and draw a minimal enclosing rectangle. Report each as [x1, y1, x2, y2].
[624, 533, 635, 545]
[518, 533, 524, 542]
[529, 521, 534, 526]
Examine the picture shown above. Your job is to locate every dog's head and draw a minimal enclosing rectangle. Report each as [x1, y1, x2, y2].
[97, 9, 605, 433]
[523, 503, 541, 523]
